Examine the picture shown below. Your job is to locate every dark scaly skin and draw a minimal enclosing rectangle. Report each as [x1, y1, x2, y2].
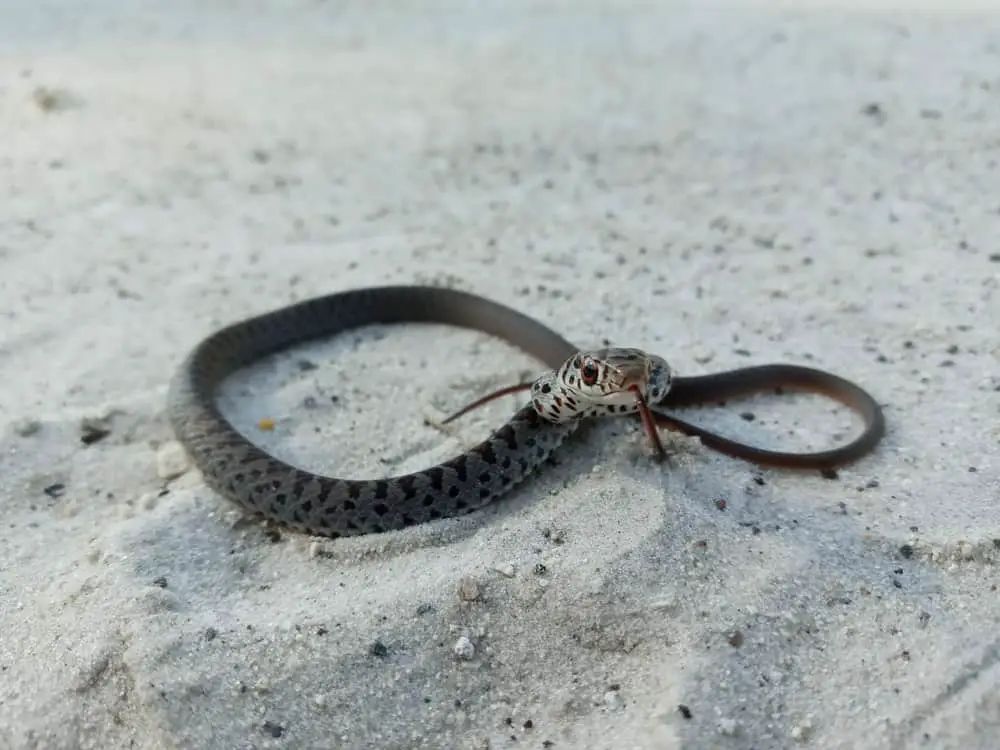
[168, 286, 586, 538]
[168, 285, 885, 539]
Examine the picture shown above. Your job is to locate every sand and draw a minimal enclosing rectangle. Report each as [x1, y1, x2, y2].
[2, 2, 999, 748]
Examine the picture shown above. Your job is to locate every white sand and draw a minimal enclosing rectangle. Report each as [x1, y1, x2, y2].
[2, 2, 999, 748]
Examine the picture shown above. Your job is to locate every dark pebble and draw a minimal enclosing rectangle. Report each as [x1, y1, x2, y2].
[80, 417, 112, 445]
[678, 704, 693, 719]
[152, 576, 168, 588]
[43, 483, 65, 498]
[899, 544, 914, 559]
[261, 721, 284, 738]
[297, 359, 318, 371]
[369, 640, 389, 658]
[821, 468, 839, 480]
[739, 412, 755, 422]
[204, 627, 218, 641]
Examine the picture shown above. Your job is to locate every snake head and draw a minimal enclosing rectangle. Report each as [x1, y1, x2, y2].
[531, 347, 673, 423]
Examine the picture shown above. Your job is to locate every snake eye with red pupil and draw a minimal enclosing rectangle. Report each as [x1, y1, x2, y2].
[581, 360, 598, 385]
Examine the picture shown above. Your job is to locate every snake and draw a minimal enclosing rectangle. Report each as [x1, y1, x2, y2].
[167, 285, 885, 539]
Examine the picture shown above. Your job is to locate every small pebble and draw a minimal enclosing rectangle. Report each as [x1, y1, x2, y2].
[493, 563, 516, 578]
[80, 416, 112, 445]
[43, 483, 66, 498]
[717, 718, 738, 736]
[603, 691, 624, 710]
[260, 720, 284, 738]
[791, 720, 813, 742]
[453, 636, 475, 660]
[32, 86, 78, 112]
[368, 640, 389, 658]
[156, 440, 190, 480]
[458, 576, 482, 602]
[13, 418, 41, 437]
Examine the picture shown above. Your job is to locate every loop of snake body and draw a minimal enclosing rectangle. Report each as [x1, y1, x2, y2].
[167, 285, 885, 539]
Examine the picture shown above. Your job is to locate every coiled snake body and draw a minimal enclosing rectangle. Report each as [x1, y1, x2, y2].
[167, 285, 884, 539]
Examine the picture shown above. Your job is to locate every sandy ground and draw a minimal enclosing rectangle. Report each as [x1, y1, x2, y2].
[2, 2, 999, 748]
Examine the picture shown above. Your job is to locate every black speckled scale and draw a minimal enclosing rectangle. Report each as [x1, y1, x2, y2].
[168, 285, 583, 538]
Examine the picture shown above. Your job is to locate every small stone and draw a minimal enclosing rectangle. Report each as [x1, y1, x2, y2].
[151, 576, 168, 588]
[791, 720, 813, 742]
[204, 627, 218, 641]
[545, 527, 566, 545]
[313, 694, 327, 708]
[603, 691, 624, 710]
[368, 640, 389, 658]
[727, 630, 744, 648]
[12, 418, 41, 437]
[43, 483, 66, 498]
[453, 636, 475, 660]
[260, 720, 284, 738]
[458, 576, 482, 602]
[32, 86, 79, 112]
[156, 440, 190, 480]
[80, 416, 112, 445]
[493, 564, 516, 578]
[717, 718, 738, 736]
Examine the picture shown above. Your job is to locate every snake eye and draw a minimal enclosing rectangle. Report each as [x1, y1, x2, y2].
[580, 359, 599, 386]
